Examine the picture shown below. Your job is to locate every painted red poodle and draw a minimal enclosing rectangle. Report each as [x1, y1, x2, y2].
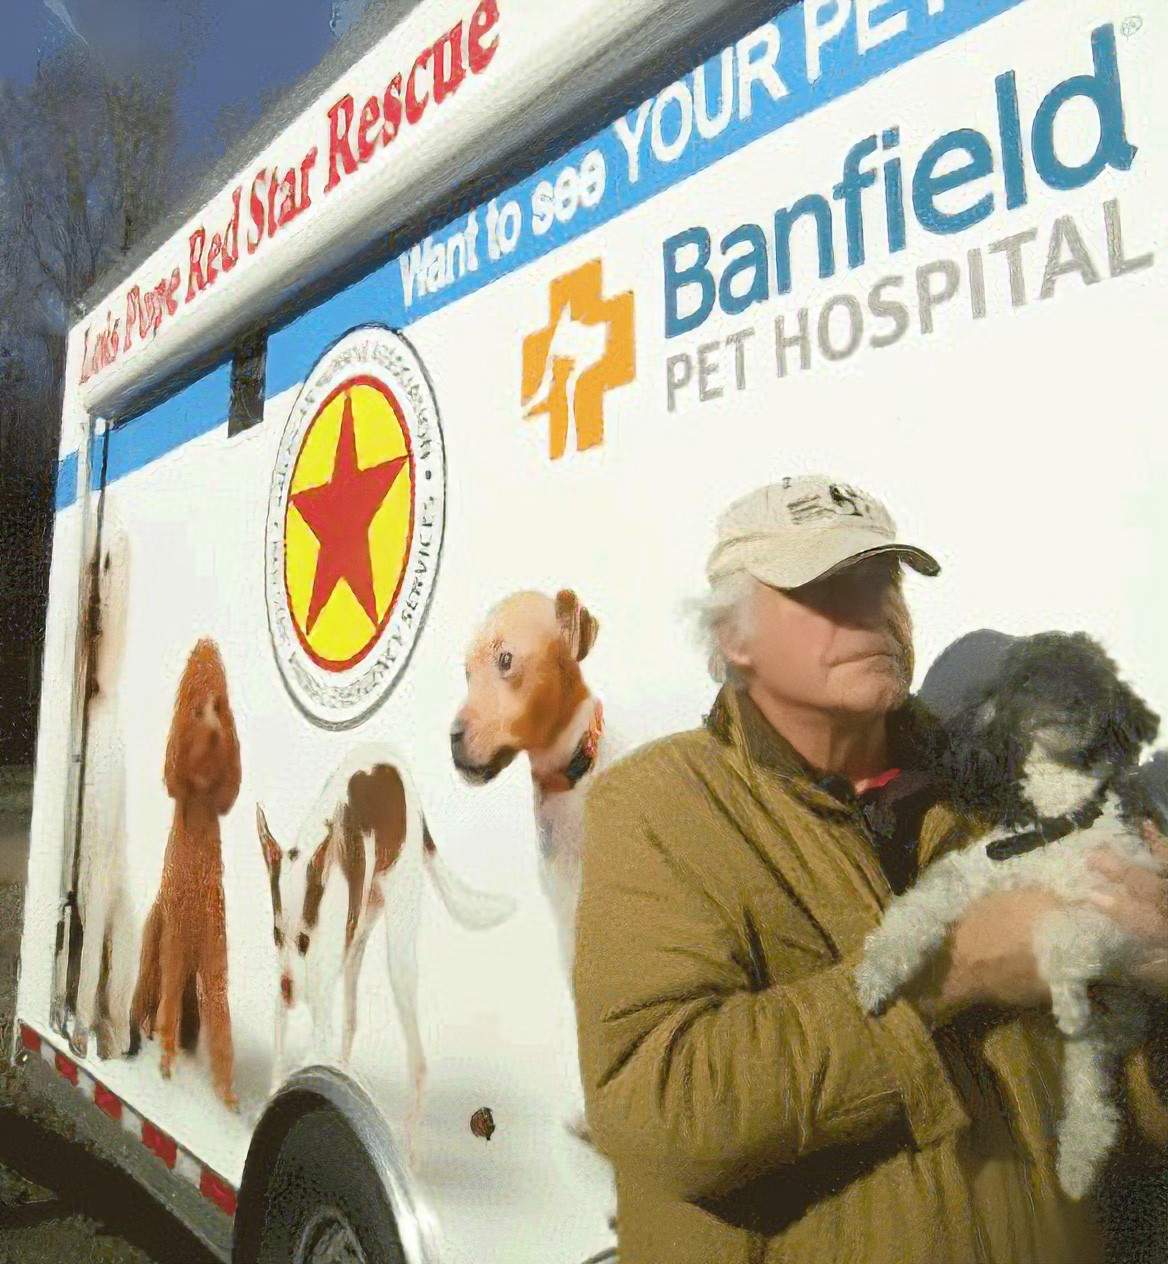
[131, 637, 241, 1109]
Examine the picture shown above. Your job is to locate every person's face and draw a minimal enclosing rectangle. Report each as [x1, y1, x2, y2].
[723, 555, 915, 717]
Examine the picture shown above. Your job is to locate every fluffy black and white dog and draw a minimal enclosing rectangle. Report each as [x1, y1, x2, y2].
[853, 631, 1161, 1199]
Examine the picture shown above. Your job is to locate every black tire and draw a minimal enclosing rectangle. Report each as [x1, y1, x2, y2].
[245, 1103, 405, 1264]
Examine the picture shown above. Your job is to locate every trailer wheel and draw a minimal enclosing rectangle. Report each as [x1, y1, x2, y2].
[241, 1102, 405, 1264]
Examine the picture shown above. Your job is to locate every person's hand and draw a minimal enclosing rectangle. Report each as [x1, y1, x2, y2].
[909, 886, 1064, 1026]
[1083, 821, 1168, 998]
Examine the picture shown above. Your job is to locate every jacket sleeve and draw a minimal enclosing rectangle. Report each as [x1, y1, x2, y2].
[573, 762, 970, 1204]
[1122, 1000, 1168, 1152]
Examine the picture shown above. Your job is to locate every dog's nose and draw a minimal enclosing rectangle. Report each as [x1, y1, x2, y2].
[450, 722, 466, 753]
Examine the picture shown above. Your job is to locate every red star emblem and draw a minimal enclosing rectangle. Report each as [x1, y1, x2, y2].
[290, 391, 406, 635]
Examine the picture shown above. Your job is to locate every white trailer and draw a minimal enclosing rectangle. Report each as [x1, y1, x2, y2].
[13, 0, 1165, 1260]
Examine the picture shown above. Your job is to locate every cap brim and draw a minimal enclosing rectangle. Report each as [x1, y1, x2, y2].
[743, 535, 940, 590]
[815, 543, 941, 583]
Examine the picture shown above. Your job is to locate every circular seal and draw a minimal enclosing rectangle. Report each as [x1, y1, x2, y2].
[265, 326, 446, 728]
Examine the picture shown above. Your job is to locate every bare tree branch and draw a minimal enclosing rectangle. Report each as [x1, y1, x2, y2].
[0, 32, 185, 761]
[0, 42, 183, 385]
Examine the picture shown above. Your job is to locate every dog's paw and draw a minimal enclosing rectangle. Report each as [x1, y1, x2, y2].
[94, 1020, 115, 1061]
[1050, 986, 1092, 1038]
[1056, 1143, 1098, 1201]
[218, 1088, 239, 1113]
[1056, 1094, 1120, 1201]
[112, 1020, 133, 1058]
[70, 1026, 90, 1059]
[852, 961, 891, 1014]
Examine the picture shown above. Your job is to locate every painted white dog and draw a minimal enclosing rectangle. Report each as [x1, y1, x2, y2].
[257, 745, 516, 1144]
[854, 632, 1161, 1199]
[74, 507, 136, 1061]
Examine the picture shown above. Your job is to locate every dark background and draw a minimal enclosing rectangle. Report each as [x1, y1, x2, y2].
[0, 0, 401, 765]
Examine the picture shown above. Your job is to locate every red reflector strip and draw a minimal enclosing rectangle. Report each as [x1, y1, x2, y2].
[93, 1082, 122, 1121]
[18, 1024, 237, 1217]
[142, 1121, 178, 1169]
[200, 1169, 238, 1217]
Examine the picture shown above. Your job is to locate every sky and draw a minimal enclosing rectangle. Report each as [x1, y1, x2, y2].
[0, 0, 355, 161]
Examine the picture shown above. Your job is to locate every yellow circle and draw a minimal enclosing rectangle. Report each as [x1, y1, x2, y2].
[284, 380, 413, 670]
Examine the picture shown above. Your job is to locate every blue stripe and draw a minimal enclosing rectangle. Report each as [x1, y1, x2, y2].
[266, 0, 1025, 397]
[55, 451, 79, 511]
[58, 0, 1024, 507]
[104, 362, 231, 488]
[268, 268, 390, 401]
[54, 363, 231, 511]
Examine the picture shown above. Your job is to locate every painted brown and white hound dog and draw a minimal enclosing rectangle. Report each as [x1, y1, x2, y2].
[257, 745, 515, 1142]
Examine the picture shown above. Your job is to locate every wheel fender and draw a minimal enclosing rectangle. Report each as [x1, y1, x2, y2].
[233, 1064, 438, 1264]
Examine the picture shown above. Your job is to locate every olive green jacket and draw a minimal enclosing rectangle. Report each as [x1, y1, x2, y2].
[574, 686, 1167, 1264]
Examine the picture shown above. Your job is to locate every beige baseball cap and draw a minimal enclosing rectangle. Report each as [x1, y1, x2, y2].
[706, 475, 940, 590]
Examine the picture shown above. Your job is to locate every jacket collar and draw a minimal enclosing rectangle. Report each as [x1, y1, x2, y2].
[705, 686, 884, 947]
[705, 687, 981, 952]
[705, 685, 942, 813]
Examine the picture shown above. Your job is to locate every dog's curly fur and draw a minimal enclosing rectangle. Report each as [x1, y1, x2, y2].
[130, 638, 241, 1108]
[854, 631, 1161, 1199]
[940, 631, 1158, 826]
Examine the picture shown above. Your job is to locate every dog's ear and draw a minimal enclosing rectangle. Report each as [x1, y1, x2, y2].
[1107, 680, 1159, 764]
[972, 700, 996, 731]
[941, 693, 1021, 815]
[209, 688, 242, 816]
[555, 589, 599, 662]
[256, 804, 281, 872]
[944, 696, 997, 754]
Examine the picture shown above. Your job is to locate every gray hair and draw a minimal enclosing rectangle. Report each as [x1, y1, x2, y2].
[688, 570, 758, 686]
[689, 558, 917, 692]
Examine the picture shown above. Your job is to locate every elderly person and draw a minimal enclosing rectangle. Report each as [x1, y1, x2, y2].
[573, 476, 1168, 1264]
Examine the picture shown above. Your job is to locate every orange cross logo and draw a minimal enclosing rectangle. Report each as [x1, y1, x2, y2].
[521, 259, 634, 460]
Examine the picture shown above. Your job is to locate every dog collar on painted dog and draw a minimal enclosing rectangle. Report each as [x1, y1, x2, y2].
[534, 700, 605, 797]
[986, 785, 1110, 862]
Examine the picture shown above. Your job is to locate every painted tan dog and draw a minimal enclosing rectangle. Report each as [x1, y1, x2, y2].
[452, 588, 618, 1230]
[451, 589, 609, 981]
